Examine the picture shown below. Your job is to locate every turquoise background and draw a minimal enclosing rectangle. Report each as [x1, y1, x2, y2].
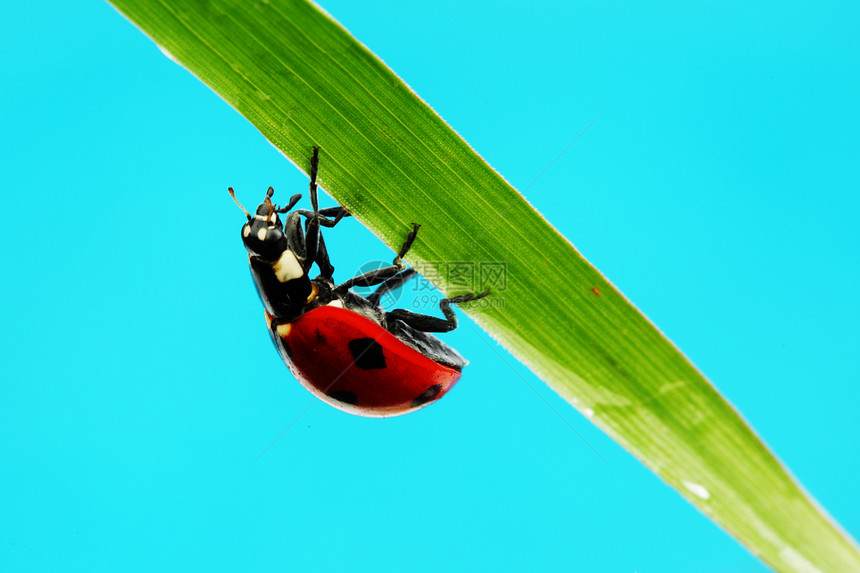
[2, 1, 858, 571]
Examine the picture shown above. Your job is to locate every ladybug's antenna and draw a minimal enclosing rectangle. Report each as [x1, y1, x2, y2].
[228, 187, 251, 220]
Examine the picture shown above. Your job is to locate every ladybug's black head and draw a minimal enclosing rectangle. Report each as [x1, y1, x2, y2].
[231, 186, 289, 262]
[230, 186, 313, 321]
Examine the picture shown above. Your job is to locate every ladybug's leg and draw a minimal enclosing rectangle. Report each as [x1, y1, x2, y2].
[319, 206, 351, 220]
[335, 264, 403, 292]
[299, 212, 347, 280]
[283, 211, 306, 260]
[301, 147, 323, 274]
[314, 231, 335, 279]
[393, 223, 420, 267]
[385, 291, 490, 333]
[367, 268, 417, 306]
[275, 193, 303, 214]
[334, 224, 420, 294]
[296, 207, 350, 227]
[299, 147, 352, 274]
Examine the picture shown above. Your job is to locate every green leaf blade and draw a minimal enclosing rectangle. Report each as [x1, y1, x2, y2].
[108, 0, 860, 570]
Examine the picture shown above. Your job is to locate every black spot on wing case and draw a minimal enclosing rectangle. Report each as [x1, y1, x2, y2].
[348, 338, 387, 370]
[412, 384, 442, 406]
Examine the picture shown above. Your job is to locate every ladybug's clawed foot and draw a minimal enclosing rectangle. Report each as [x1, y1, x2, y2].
[447, 290, 491, 305]
[393, 223, 421, 268]
[387, 289, 491, 334]
[332, 207, 350, 225]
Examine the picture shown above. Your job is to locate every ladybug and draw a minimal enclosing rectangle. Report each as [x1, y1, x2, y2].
[230, 147, 489, 417]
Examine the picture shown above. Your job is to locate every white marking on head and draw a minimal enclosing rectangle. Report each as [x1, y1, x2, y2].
[242, 224, 251, 238]
[272, 250, 303, 282]
[257, 212, 277, 226]
[256, 227, 267, 241]
[276, 323, 292, 338]
[326, 299, 345, 309]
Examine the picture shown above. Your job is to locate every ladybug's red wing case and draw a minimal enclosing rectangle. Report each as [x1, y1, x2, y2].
[266, 306, 462, 417]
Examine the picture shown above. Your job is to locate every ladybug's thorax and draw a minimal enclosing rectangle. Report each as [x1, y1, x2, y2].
[248, 252, 312, 322]
[270, 249, 304, 282]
